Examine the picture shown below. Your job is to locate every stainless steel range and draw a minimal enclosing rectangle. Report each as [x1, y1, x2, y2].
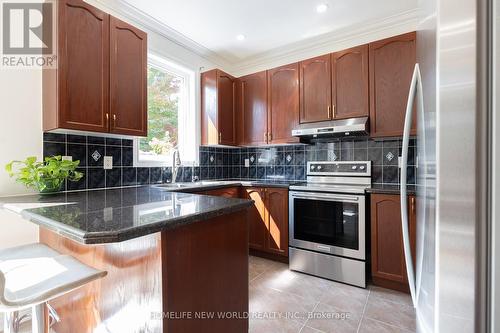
[289, 161, 371, 288]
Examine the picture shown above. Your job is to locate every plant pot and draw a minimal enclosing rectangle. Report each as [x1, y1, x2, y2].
[37, 179, 65, 194]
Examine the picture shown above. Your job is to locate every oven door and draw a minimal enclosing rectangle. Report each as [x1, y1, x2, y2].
[289, 191, 365, 260]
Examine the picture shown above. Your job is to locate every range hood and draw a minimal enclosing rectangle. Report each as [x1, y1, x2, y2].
[291, 117, 369, 142]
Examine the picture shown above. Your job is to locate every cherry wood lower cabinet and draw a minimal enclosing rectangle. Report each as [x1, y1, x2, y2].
[370, 193, 417, 292]
[40, 210, 249, 333]
[243, 187, 289, 258]
[204, 187, 240, 198]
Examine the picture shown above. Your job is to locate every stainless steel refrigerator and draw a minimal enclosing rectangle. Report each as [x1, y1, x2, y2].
[399, 0, 492, 332]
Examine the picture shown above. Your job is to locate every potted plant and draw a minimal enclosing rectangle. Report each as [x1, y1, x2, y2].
[5, 156, 84, 194]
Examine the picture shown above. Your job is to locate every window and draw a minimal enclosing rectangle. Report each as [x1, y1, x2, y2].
[134, 54, 197, 167]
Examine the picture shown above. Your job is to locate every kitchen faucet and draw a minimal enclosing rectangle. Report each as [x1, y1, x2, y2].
[172, 149, 181, 183]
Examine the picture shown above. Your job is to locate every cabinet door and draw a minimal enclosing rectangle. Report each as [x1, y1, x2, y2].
[369, 32, 416, 137]
[265, 188, 289, 257]
[201, 70, 218, 145]
[245, 188, 268, 251]
[218, 71, 236, 145]
[332, 45, 369, 119]
[299, 54, 332, 123]
[237, 72, 268, 146]
[205, 187, 240, 198]
[268, 64, 300, 144]
[109, 17, 147, 136]
[57, 0, 109, 133]
[370, 194, 407, 287]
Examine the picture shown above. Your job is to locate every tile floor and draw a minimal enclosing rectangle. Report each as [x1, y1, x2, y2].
[249, 255, 416, 333]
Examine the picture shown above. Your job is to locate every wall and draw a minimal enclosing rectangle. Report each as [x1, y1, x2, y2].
[44, 134, 417, 190]
[0, 69, 41, 249]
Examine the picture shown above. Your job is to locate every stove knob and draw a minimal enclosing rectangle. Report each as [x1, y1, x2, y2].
[317, 165, 322, 170]
[352, 166, 358, 170]
[360, 166, 365, 170]
[311, 165, 316, 170]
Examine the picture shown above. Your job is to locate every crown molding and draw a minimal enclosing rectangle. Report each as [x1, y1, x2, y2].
[230, 9, 419, 77]
[84, 1, 418, 77]
[86, 0, 234, 70]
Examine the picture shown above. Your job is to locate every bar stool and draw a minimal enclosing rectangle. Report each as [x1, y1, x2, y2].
[0, 243, 107, 333]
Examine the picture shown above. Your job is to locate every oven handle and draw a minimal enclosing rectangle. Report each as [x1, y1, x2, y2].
[289, 191, 360, 202]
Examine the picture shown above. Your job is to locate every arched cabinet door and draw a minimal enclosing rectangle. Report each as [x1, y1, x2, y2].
[369, 32, 417, 137]
[109, 16, 148, 136]
[245, 188, 268, 251]
[268, 64, 300, 144]
[57, 0, 110, 133]
[299, 54, 332, 124]
[332, 44, 369, 120]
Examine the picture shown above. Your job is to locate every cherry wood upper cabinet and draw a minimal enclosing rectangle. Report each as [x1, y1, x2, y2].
[299, 54, 332, 124]
[268, 63, 300, 144]
[44, 0, 109, 133]
[245, 188, 268, 252]
[266, 188, 289, 256]
[43, 0, 148, 136]
[201, 69, 236, 146]
[369, 32, 417, 137]
[331, 44, 369, 119]
[236, 72, 268, 146]
[370, 193, 416, 293]
[109, 17, 147, 136]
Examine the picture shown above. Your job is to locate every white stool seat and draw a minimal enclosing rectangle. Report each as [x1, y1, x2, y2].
[0, 243, 106, 333]
[0, 243, 106, 311]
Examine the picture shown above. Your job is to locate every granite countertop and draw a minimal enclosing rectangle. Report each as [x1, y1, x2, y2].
[156, 179, 299, 193]
[365, 184, 418, 195]
[0, 186, 253, 245]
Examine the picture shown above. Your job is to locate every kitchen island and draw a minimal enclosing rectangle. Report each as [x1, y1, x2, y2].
[0, 186, 253, 333]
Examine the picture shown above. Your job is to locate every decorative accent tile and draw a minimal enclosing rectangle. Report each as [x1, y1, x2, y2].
[91, 150, 101, 162]
[385, 151, 395, 161]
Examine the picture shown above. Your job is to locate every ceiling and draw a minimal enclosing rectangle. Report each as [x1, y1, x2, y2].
[120, 0, 418, 64]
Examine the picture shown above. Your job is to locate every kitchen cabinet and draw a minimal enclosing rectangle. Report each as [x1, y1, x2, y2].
[369, 32, 417, 137]
[244, 187, 289, 258]
[201, 69, 236, 146]
[267, 63, 300, 144]
[43, 0, 147, 136]
[299, 54, 332, 123]
[265, 188, 289, 256]
[109, 17, 148, 136]
[331, 44, 369, 119]
[236, 71, 268, 146]
[370, 193, 416, 292]
[204, 187, 240, 198]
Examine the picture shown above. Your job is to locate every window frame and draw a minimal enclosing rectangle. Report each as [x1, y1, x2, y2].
[134, 53, 197, 167]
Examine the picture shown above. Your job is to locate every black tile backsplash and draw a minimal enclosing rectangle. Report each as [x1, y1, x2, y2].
[43, 134, 417, 192]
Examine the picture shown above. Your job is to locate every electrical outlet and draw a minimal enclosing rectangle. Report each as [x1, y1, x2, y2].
[244, 159, 250, 167]
[104, 156, 113, 170]
[103, 207, 113, 221]
[62, 156, 73, 162]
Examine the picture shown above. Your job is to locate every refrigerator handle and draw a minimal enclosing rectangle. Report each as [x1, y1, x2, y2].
[401, 63, 422, 308]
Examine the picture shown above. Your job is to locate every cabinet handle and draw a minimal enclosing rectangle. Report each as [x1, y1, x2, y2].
[105, 113, 109, 128]
[268, 133, 272, 141]
[327, 106, 331, 119]
[332, 105, 336, 118]
[112, 114, 117, 128]
[219, 132, 222, 143]
[411, 196, 415, 213]
[264, 132, 268, 142]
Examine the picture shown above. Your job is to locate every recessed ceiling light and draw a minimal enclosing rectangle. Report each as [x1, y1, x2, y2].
[236, 34, 246, 41]
[316, 3, 329, 13]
